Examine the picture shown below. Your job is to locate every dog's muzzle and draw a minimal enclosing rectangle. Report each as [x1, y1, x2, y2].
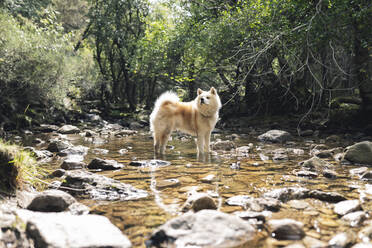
[200, 98, 205, 104]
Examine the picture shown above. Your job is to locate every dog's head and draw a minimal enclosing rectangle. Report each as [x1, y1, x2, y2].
[196, 87, 222, 116]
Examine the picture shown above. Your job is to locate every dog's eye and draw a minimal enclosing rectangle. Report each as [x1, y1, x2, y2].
[206, 97, 210, 99]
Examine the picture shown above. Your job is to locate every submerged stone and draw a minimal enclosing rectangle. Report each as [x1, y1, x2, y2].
[129, 159, 171, 167]
[60, 170, 148, 201]
[268, 219, 305, 240]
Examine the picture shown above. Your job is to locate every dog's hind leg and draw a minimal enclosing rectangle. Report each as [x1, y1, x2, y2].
[204, 131, 211, 153]
[159, 129, 171, 154]
[153, 132, 161, 154]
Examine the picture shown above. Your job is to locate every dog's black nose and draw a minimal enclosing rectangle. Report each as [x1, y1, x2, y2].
[200, 98, 205, 104]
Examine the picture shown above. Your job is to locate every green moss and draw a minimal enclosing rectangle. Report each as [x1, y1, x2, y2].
[0, 140, 47, 192]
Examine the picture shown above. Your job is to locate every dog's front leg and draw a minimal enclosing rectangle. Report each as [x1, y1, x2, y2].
[196, 134, 205, 155]
[204, 131, 211, 153]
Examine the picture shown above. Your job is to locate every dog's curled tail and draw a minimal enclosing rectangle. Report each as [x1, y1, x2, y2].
[150, 91, 179, 132]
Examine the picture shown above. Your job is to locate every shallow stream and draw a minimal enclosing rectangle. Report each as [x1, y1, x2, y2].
[29, 129, 372, 247]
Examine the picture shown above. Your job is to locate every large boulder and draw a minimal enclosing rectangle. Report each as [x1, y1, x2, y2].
[27, 190, 76, 212]
[344, 141, 372, 165]
[146, 210, 256, 248]
[16, 210, 131, 248]
[258, 130, 292, 143]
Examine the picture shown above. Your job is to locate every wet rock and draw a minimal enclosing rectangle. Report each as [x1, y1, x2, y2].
[323, 169, 338, 179]
[47, 140, 72, 152]
[181, 193, 217, 212]
[295, 170, 318, 178]
[263, 187, 310, 202]
[344, 141, 372, 165]
[57, 145, 89, 159]
[358, 225, 372, 243]
[329, 232, 355, 248]
[16, 210, 131, 248]
[211, 140, 236, 151]
[263, 187, 346, 203]
[350, 167, 369, 176]
[129, 159, 171, 167]
[114, 129, 138, 136]
[60, 170, 148, 201]
[57, 124, 80, 134]
[267, 219, 305, 240]
[26, 190, 76, 212]
[92, 148, 109, 155]
[87, 158, 124, 170]
[272, 148, 288, 161]
[146, 210, 256, 248]
[341, 211, 367, 227]
[36, 124, 60, 133]
[230, 161, 241, 169]
[129, 121, 143, 129]
[234, 210, 271, 223]
[201, 174, 216, 183]
[258, 130, 292, 143]
[287, 200, 311, 210]
[334, 200, 361, 216]
[236, 145, 251, 157]
[299, 157, 330, 171]
[361, 171, 372, 180]
[84, 129, 97, 137]
[32, 138, 44, 145]
[86, 113, 103, 123]
[51, 169, 66, 178]
[61, 159, 86, 170]
[226, 195, 281, 211]
[67, 202, 90, 215]
[314, 149, 334, 159]
[156, 179, 180, 189]
[308, 190, 346, 203]
[30, 149, 54, 162]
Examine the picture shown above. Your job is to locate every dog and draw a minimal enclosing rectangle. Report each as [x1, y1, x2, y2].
[150, 87, 221, 155]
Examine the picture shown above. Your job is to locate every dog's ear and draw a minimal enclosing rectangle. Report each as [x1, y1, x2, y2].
[197, 88, 203, 95]
[210, 87, 217, 95]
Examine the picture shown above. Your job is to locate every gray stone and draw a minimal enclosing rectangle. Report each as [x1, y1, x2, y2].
[226, 195, 281, 211]
[182, 193, 217, 212]
[299, 157, 331, 171]
[27, 190, 76, 212]
[61, 159, 86, 170]
[47, 140, 71, 152]
[263, 187, 310, 202]
[341, 211, 367, 227]
[334, 200, 361, 216]
[57, 125, 80, 134]
[267, 219, 305, 240]
[16, 211, 131, 248]
[344, 141, 372, 165]
[235, 146, 251, 157]
[308, 190, 346, 203]
[323, 169, 338, 179]
[352, 244, 372, 248]
[329, 232, 355, 248]
[350, 167, 368, 176]
[303, 236, 327, 248]
[361, 171, 372, 180]
[146, 210, 256, 248]
[258, 130, 292, 143]
[60, 170, 148, 201]
[87, 158, 124, 170]
[211, 140, 236, 151]
[57, 145, 89, 159]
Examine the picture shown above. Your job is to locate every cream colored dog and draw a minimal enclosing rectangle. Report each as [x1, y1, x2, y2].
[150, 87, 221, 155]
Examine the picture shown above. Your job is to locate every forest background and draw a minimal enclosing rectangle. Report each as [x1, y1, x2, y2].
[0, 0, 371, 133]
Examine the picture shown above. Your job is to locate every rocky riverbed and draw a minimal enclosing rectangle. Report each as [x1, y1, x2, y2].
[1, 114, 372, 247]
